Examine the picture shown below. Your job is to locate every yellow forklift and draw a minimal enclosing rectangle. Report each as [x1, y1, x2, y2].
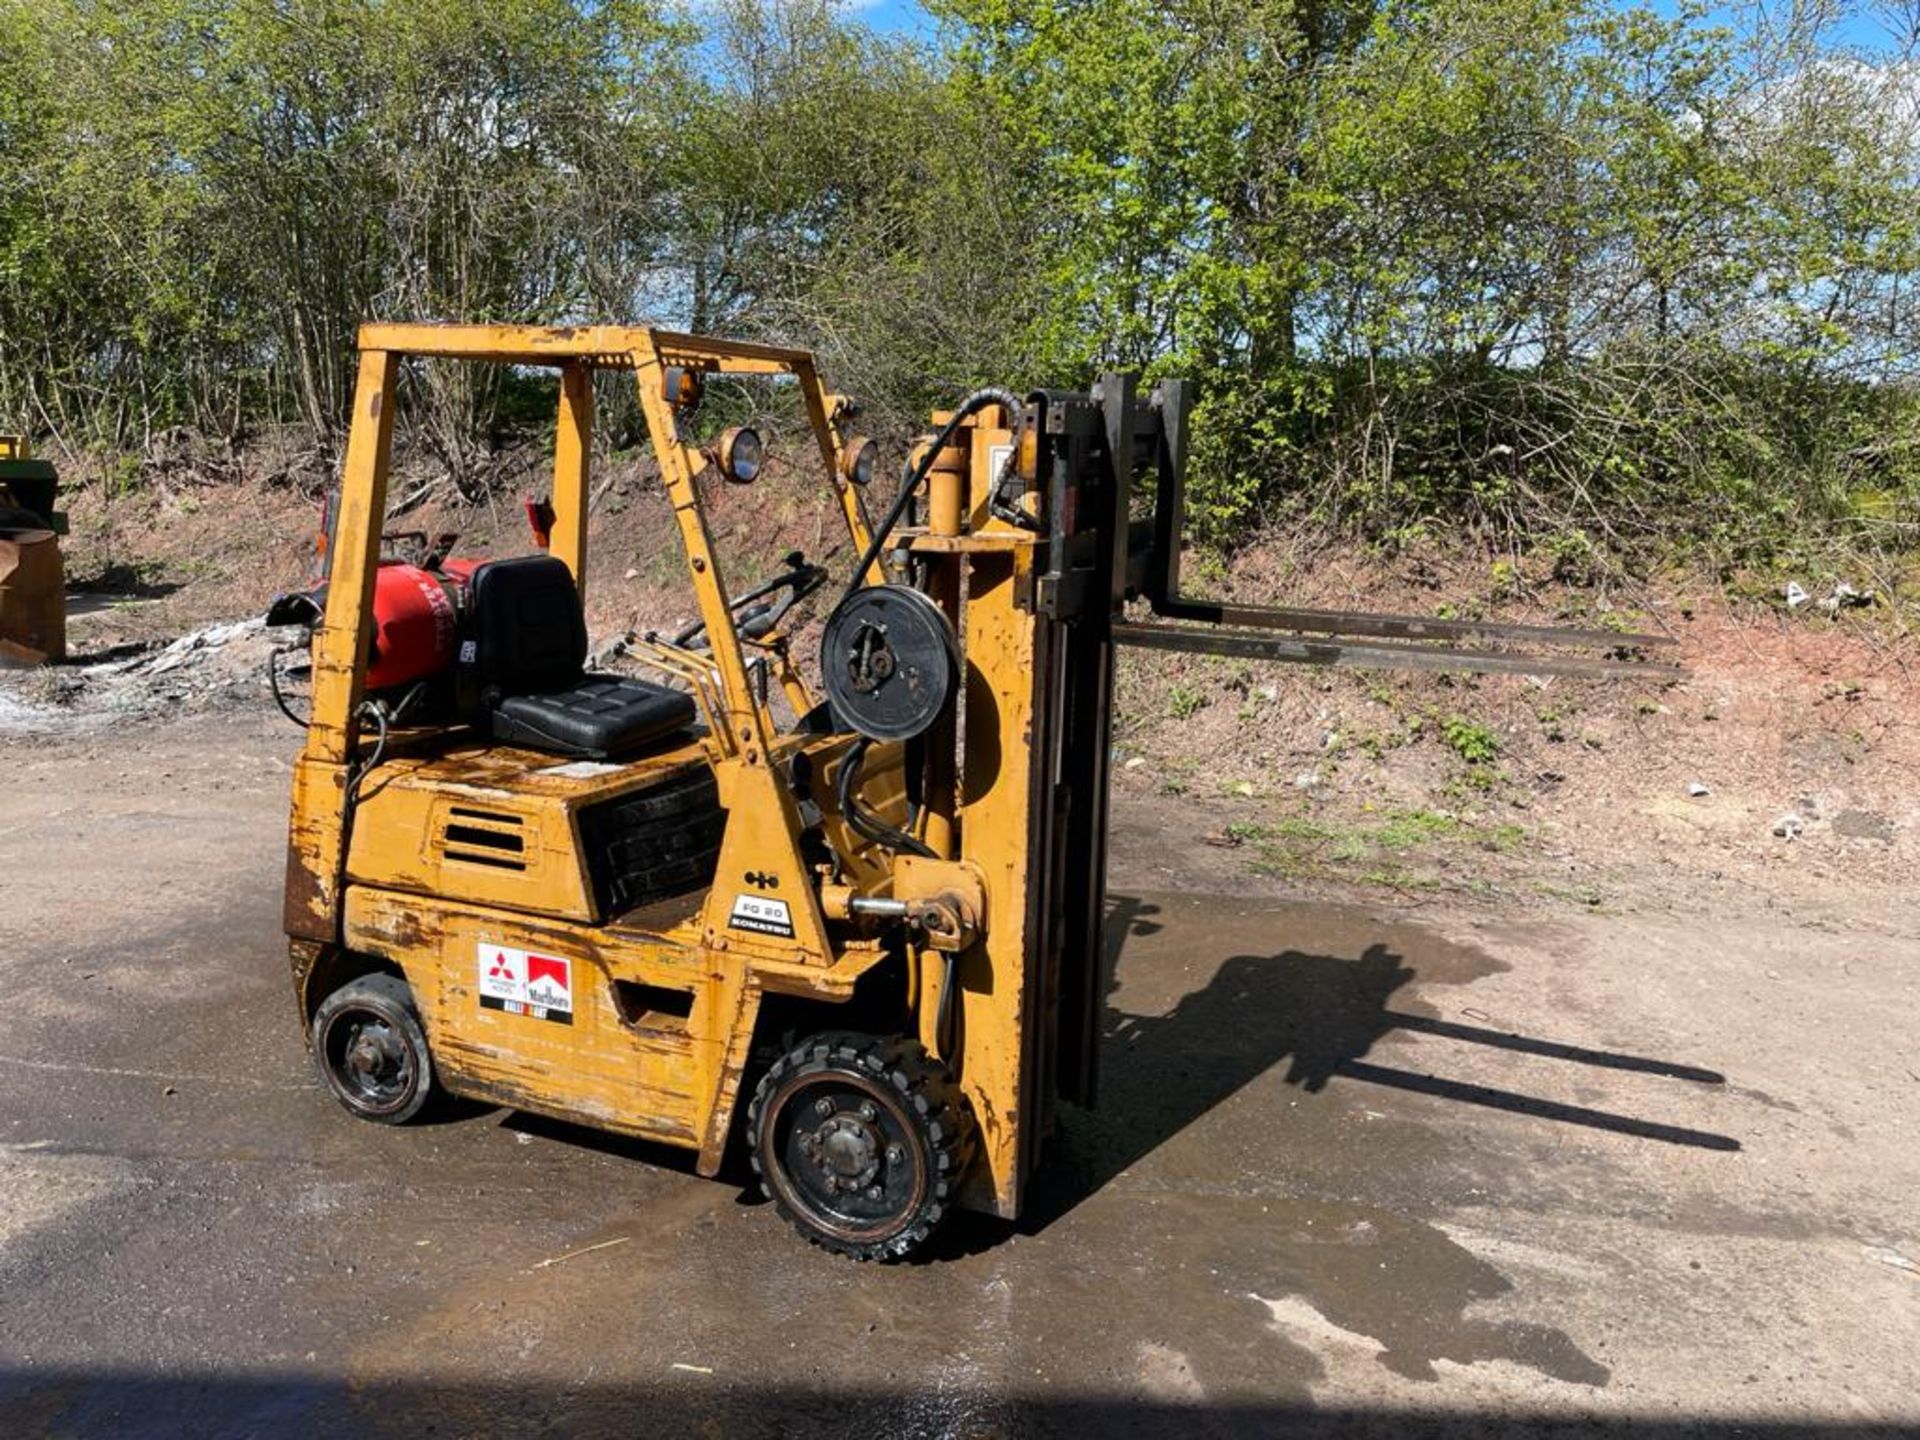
[277, 324, 1675, 1259]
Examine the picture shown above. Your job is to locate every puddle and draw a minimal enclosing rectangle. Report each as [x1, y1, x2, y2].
[1236, 1199, 1611, 1387]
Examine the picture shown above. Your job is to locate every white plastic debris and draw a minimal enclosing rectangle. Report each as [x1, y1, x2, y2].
[1784, 581, 1810, 610]
[1863, 1245, 1916, 1275]
[1687, 781, 1711, 798]
[1772, 814, 1805, 840]
[132, 617, 264, 675]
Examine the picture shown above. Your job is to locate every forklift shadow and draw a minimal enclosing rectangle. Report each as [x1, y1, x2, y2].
[1014, 891, 1737, 1236]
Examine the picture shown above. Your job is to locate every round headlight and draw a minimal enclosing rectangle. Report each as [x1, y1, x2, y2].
[841, 436, 877, 487]
[716, 426, 762, 484]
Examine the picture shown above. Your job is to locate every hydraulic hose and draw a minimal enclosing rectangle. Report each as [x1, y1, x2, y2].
[988, 389, 1051, 531]
[839, 387, 1023, 606]
[835, 736, 936, 859]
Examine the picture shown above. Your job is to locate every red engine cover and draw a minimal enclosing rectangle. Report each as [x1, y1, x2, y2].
[365, 561, 473, 690]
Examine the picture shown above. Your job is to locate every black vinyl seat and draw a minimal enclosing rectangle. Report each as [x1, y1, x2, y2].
[459, 555, 694, 759]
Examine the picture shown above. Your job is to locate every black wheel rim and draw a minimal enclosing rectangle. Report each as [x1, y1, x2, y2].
[765, 1070, 927, 1244]
[322, 1008, 417, 1116]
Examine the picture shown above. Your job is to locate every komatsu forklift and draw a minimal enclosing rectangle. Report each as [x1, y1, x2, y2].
[277, 325, 1674, 1259]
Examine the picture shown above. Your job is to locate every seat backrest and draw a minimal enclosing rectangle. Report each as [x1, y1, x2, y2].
[460, 555, 587, 702]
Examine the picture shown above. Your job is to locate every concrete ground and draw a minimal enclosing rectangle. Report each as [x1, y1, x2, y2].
[0, 711, 1916, 1437]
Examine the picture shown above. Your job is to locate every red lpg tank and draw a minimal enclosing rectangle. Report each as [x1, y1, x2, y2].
[364, 560, 475, 690]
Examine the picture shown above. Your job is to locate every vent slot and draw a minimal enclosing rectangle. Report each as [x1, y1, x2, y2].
[444, 824, 523, 854]
[449, 806, 522, 825]
[442, 849, 527, 871]
[439, 806, 529, 872]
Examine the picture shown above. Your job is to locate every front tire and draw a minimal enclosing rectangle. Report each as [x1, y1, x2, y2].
[312, 973, 435, 1125]
[748, 1033, 972, 1261]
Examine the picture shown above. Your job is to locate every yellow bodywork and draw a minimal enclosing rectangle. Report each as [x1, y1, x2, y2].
[286, 324, 1050, 1215]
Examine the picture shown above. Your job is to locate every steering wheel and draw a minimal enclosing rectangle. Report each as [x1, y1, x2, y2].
[671, 551, 829, 652]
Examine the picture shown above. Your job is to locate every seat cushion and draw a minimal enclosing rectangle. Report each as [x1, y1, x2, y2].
[464, 555, 588, 696]
[491, 674, 695, 759]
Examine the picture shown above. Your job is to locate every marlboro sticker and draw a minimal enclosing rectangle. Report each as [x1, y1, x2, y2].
[478, 943, 574, 1024]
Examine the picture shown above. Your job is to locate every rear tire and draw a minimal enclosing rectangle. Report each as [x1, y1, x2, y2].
[748, 1032, 972, 1261]
[312, 973, 435, 1125]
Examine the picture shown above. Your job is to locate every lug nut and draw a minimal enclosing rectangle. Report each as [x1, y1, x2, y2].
[867, 1186, 883, 1201]
[815, 1097, 836, 1118]
[858, 1101, 878, 1122]
[886, 1144, 905, 1166]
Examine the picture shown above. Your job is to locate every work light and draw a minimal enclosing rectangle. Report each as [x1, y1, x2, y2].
[662, 366, 703, 409]
[841, 436, 877, 487]
[716, 426, 763, 483]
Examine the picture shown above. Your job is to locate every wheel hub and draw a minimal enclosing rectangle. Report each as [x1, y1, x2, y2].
[331, 1015, 408, 1103]
[347, 1030, 398, 1081]
[780, 1082, 918, 1213]
[806, 1113, 882, 1192]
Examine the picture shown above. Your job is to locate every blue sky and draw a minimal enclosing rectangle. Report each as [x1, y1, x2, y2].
[859, 0, 937, 39]
[856, 0, 1912, 55]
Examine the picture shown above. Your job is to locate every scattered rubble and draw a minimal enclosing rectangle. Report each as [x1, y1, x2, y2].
[0, 615, 273, 737]
[1783, 579, 1876, 616]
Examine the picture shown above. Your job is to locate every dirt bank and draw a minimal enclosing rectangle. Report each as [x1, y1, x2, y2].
[17, 461, 1915, 931]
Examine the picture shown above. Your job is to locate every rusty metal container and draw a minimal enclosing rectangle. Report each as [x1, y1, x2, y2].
[0, 439, 66, 666]
[0, 527, 64, 665]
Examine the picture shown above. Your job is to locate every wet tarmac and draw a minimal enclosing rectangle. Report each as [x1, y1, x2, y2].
[1, 716, 1916, 1436]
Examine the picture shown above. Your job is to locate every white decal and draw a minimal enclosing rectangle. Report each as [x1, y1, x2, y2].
[986, 441, 1015, 486]
[728, 894, 795, 938]
[479, 944, 524, 1005]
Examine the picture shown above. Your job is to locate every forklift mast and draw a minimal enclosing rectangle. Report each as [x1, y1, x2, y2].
[875, 375, 1677, 1214]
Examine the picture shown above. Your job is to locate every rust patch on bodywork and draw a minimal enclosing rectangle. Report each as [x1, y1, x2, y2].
[283, 837, 334, 941]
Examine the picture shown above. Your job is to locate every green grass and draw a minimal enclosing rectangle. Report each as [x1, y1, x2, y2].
[1167, 683, 1208, 720]
[1371, 808, 1466, 849]
[1245, 806, 1524, 890]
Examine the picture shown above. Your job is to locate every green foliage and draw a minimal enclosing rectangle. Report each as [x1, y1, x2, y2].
[0, 0, 1916, 568]
[1439, 715, 1501, 765]
[932, 0, 1920, 562]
